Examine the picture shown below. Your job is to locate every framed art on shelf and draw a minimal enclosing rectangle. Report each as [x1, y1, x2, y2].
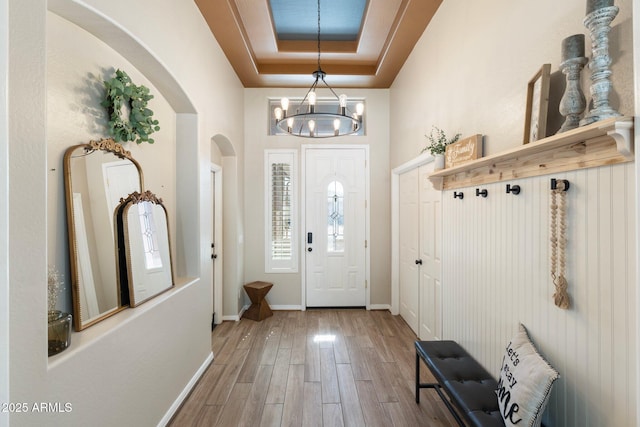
[523, 63, 551, 144]
[445, 134, 483, 168]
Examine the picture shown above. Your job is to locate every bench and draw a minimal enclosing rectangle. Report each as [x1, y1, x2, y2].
[415, 340, 504, 427]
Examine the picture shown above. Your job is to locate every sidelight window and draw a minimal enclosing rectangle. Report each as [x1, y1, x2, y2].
[265, 150, 298, 272]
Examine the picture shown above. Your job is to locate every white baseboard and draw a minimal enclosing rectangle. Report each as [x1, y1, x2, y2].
[239, 304, 249, 317]
[221, 304, 385, 319]
[158, 351, 213, 426]
[221, 305, 250, 321]
[369, 304, 391, 310]
[270, 305, 302, 310]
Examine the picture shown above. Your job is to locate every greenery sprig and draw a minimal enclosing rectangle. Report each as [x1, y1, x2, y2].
[101, 69, 160, 144]
[422, 126, 461, 155]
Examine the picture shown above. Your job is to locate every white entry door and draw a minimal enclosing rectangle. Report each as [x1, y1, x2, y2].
[305, 147, 367, 307]
[399, 168, 420, 334]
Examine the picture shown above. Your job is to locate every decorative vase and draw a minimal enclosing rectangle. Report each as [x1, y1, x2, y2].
[434, 154, 445, 171]
[48, 310, 72, 356]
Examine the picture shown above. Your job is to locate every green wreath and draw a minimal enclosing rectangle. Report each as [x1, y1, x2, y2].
[101, 69, 160, 144]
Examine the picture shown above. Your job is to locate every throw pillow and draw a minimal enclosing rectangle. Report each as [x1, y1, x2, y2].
[496, 324, 559, 427]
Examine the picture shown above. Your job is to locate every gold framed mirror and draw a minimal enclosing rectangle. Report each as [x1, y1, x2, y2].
[116, 190, 174, 307]
[63, 138, 144, 330]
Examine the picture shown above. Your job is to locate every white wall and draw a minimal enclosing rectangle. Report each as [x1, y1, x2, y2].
[7, 0, 245, 425]
[390, 0, 637, 425]
[243, 88, 391, 307]
[633, 2, 640, 424]
[8, 1, 49, 426]
[0, 0, 10, 424]
[390, 0, 634, 168]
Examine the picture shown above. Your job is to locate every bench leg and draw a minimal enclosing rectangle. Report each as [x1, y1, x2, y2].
[428, 384, 466, 427]
[415, 352, 420, 403]
[415, 351, 466, 427]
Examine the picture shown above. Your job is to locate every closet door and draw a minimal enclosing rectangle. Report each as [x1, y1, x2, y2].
[398, 168, 419, 334]
[419, 164, 442, 340]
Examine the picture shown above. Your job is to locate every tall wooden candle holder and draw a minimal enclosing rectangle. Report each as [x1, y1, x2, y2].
[580, 3, 621, 126]
[558, 34, 588, 133]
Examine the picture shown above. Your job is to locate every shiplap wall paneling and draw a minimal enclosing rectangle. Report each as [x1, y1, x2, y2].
[441, 163, 636, 426]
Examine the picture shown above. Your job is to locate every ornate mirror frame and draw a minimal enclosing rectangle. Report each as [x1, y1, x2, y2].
[63, 138, 144, 330]
[116, 190, 175, 307]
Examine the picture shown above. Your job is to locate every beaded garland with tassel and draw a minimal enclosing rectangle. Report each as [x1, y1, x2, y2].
[550, 180, 570, 309]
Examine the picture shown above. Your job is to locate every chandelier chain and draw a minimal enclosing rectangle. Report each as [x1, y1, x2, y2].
[273, 0, 364, 138]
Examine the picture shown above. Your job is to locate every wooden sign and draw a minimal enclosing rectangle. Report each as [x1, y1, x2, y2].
[445, 134, 483, 168]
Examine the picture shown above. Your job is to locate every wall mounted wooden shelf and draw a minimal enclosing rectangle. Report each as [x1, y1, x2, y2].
[428, 116, 634, 190]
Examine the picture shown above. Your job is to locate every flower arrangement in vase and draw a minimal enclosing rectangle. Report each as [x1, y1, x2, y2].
[48, 265, 71, 356]
[422, 126, 461, 170]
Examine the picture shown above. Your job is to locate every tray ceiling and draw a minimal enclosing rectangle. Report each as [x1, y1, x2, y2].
[195, 0, 442, 88]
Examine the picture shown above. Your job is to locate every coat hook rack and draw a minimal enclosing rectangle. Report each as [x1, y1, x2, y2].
[453, 191, 464, 199]
[550, 178, 570, 191]
[506, 184, 521, 195]
[475, 188, 488, 198]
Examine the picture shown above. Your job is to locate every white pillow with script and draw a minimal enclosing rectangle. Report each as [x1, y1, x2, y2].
[496, 324, 559, 427]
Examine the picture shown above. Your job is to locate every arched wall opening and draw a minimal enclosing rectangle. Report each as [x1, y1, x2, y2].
[211, 133, 244, 318]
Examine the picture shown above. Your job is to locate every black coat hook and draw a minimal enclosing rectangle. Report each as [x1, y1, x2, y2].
[551, 178, 570, 191]
[475, 188, 488, 198]
[506, 184, 521, 195]
[453, 191, 464, 199]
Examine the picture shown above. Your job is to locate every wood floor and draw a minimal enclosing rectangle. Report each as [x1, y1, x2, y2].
[169, 309, 457, 427]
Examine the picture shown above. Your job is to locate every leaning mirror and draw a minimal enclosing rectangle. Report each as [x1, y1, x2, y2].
[117, 191, 174, 307]
[63, 138, 143, 330]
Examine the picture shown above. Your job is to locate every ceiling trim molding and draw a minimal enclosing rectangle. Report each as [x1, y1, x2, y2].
[195, 0, 442, 88]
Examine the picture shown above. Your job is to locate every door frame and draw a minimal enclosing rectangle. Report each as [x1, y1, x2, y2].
[390, 152, 434, 315]
[210, 163, 223, 324]
[301, 144, 371, 310]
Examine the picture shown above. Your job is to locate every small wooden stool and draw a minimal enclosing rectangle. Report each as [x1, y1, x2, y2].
[242, 281, 273, 321]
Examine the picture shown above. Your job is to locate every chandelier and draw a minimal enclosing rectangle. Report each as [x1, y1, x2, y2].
[273, 0, 364, 138]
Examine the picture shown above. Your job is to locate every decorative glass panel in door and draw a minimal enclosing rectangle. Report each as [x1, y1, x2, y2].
[327, 181, 344, 252]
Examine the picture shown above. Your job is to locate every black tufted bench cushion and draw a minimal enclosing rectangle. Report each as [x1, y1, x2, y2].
[415, 340, 504, 427]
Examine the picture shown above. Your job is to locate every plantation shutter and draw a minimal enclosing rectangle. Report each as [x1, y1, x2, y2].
[265, 150, 298, 272]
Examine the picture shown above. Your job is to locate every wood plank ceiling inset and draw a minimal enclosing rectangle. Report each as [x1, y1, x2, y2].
[195, 0, 442, 88]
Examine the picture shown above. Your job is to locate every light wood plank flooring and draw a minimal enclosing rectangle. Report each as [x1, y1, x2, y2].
[169, 309, 457, 427]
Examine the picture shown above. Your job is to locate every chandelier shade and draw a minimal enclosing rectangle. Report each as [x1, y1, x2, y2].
[274, 0, 364, 138]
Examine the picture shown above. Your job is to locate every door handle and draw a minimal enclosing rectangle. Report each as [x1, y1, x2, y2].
[415, 259, 422, 265]
[307, 232, 313, 244]
[212, 254, 218, 259]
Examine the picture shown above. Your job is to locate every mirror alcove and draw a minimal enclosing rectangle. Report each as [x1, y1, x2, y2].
[64, 138, 174, 331]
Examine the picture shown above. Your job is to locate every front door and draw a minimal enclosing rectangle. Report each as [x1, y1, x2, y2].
[305, 147, 367, 307]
